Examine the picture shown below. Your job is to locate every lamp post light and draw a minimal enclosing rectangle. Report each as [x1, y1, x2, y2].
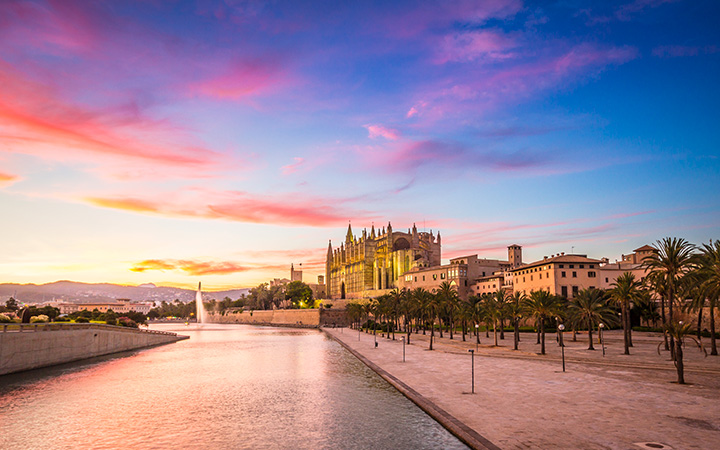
[402, 336, 406, 362]
[599, 323, 605, 357]
[468, 349, 475, 394]
[475, 324, 479, 351]
[558, 324, 566, 372]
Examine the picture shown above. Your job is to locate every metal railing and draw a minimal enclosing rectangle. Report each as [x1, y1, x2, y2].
[1, 322, 180, 336]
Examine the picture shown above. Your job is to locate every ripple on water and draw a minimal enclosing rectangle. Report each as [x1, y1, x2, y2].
[0, 324, 468, 450]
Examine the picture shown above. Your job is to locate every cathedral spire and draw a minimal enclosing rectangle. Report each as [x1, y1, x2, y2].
[346, 222, 353, 242]
[370, 223, 376, 239]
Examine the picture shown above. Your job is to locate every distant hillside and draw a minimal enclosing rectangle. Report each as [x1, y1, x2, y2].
[0, 281, 250, 304]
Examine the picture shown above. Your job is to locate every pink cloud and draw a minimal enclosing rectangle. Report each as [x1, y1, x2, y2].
[85, 187, 371, 227]
[365, 124, 401, 140]
[0, 64, 228, 179]
[0, 171, 20, 186]
[189, 57, 291, 100]
[406, 43, 638, 124]
[435, 29, 517, 64]
[130, 259, 249, 276]
[281, 157, 306, 175]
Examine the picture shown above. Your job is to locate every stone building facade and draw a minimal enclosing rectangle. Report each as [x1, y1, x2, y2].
[326, 222, 441, 299]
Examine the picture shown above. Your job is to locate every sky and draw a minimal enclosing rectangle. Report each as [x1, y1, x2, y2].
[1, 0, 718, 290]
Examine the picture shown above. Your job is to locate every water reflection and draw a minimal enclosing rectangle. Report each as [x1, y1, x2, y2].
[1, 324, 468, 450]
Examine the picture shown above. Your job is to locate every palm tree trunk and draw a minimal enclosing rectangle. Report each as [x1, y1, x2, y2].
[439, 318, 443, 338]
[536, 323, 540, 344]
[430, 318, 434, 350]
[675, 339, 685, 384]
[626, 306, 633, 347]
[462, 320, 466, 342]
[587, 318, 595, 350]
[500, 318, 505, 340]
[486, 321, 490, 338]
[710, 305, 717, 356]
[622, 304, 630, 355]
[540, 321, 546, 355]
[513, 319, 519, 350]
[493, 320, 498, 346]
[449, 318, 454, 340]
[476, 324, 481, 345]
[660, 297, 669, 351]
[572, 325, 577, 342]
[697, 307, 703, 340]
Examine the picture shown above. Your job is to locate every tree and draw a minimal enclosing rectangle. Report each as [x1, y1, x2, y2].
[524, 290, 562, 355]
[610, 272, 643, 355]
[644, 237, 696, 353]
[436, 282, 458, 340]
[285, 281, 313, 308]
[5, 297, 19, 311]
[507, 292, 526, 351]
[695, 240, 720, 355]
[568, 288, 617, 351]
[659, 321, 706, 384]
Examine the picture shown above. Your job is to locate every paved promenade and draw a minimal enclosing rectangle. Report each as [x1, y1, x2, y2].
[324, 327, 720, 450]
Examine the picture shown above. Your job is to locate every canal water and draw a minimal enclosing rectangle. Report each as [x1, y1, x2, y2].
[0, 324, 468, 449]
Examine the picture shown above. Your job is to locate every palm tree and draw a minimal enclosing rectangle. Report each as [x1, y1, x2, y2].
[610, 272, 643, 355]
[414, 288, 431, 335]
[644, 237, 697, 354]
[507, 292, 526, 350]
[427, 292, 441, 350]
[492, 288, 509, 340]
[468, 294, 483, 345]
[659, 320, 706, 384]
[524, 290, 562, 355]
[696, 240, 720, 355]
[568, 288, 618, 351]
[435, 281, 457, 339]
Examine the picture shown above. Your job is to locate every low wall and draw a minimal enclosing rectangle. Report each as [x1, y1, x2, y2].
[0, 323, 188, 376]
[207, 308, 349, 328]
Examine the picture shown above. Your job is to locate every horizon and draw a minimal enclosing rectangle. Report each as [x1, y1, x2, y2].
[1, 0, 718, 289]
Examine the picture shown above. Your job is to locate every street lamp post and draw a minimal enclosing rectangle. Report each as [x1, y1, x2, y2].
[599, 323, 605, 357]
[402, 336, 406, 362]
[468, 349, 475, 394]
[558, 324, 566, 372]
[475, 324, 479, 351]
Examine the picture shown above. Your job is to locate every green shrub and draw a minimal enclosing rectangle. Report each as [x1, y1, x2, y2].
[54, 316, 70, 322]
[105, 317, 117, 325]
[75, 317, 90, 323]
[0, 313, 13, 323]
[30, 315, 49, 323]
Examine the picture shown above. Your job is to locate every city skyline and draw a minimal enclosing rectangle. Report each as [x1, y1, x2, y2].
[1, 0, 718, 289]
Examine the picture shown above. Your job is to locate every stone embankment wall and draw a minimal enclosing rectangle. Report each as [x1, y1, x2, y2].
[0, 323, 188, 376]
[207, 308, 348, 328]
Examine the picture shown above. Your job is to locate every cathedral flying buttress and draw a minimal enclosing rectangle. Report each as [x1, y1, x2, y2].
[326, 222, 441, 299]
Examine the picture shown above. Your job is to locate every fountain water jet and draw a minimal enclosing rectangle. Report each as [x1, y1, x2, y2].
[196, 282, 207, 324]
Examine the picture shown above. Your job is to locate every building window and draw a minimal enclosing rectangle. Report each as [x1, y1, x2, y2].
[580, 264, 585, 269]
[561, 286, 568, 297]
[605, 277, 609, 283]
[530, 275, 533, 281]
[441, 273, 445, 279]
[414, 276, 417, 282]
[569, 264, 574, 269]
[482, 272, 486, 276]
[588, 271, 596, 278]
[561, 271, 566, 278]
[572, 286, 579, 295]
[589, 265, 595, 269]
[559, 264, 564, 268]
[572, 271, 577, 278]
[423, 276, 425, 281]
[433, 274, 437, 280]
[523, 276, 526, 282]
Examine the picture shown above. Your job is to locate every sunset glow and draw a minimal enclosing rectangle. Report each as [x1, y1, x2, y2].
[1, 0, 718, 289]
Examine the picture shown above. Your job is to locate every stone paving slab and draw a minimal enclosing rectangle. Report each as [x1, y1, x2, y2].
[324, 327, 720, 450]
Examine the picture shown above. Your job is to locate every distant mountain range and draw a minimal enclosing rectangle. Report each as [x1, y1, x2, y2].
[0, 281, 250, 305]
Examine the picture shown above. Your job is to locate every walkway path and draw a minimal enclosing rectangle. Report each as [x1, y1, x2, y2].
[324, 327, 720, 450]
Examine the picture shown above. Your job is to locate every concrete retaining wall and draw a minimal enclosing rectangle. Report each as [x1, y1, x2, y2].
[0, 323, 188, 376]
[207, 308, 349, 328]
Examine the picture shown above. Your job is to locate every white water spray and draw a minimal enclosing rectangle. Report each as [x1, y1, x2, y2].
[196, 281, 207, 324]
